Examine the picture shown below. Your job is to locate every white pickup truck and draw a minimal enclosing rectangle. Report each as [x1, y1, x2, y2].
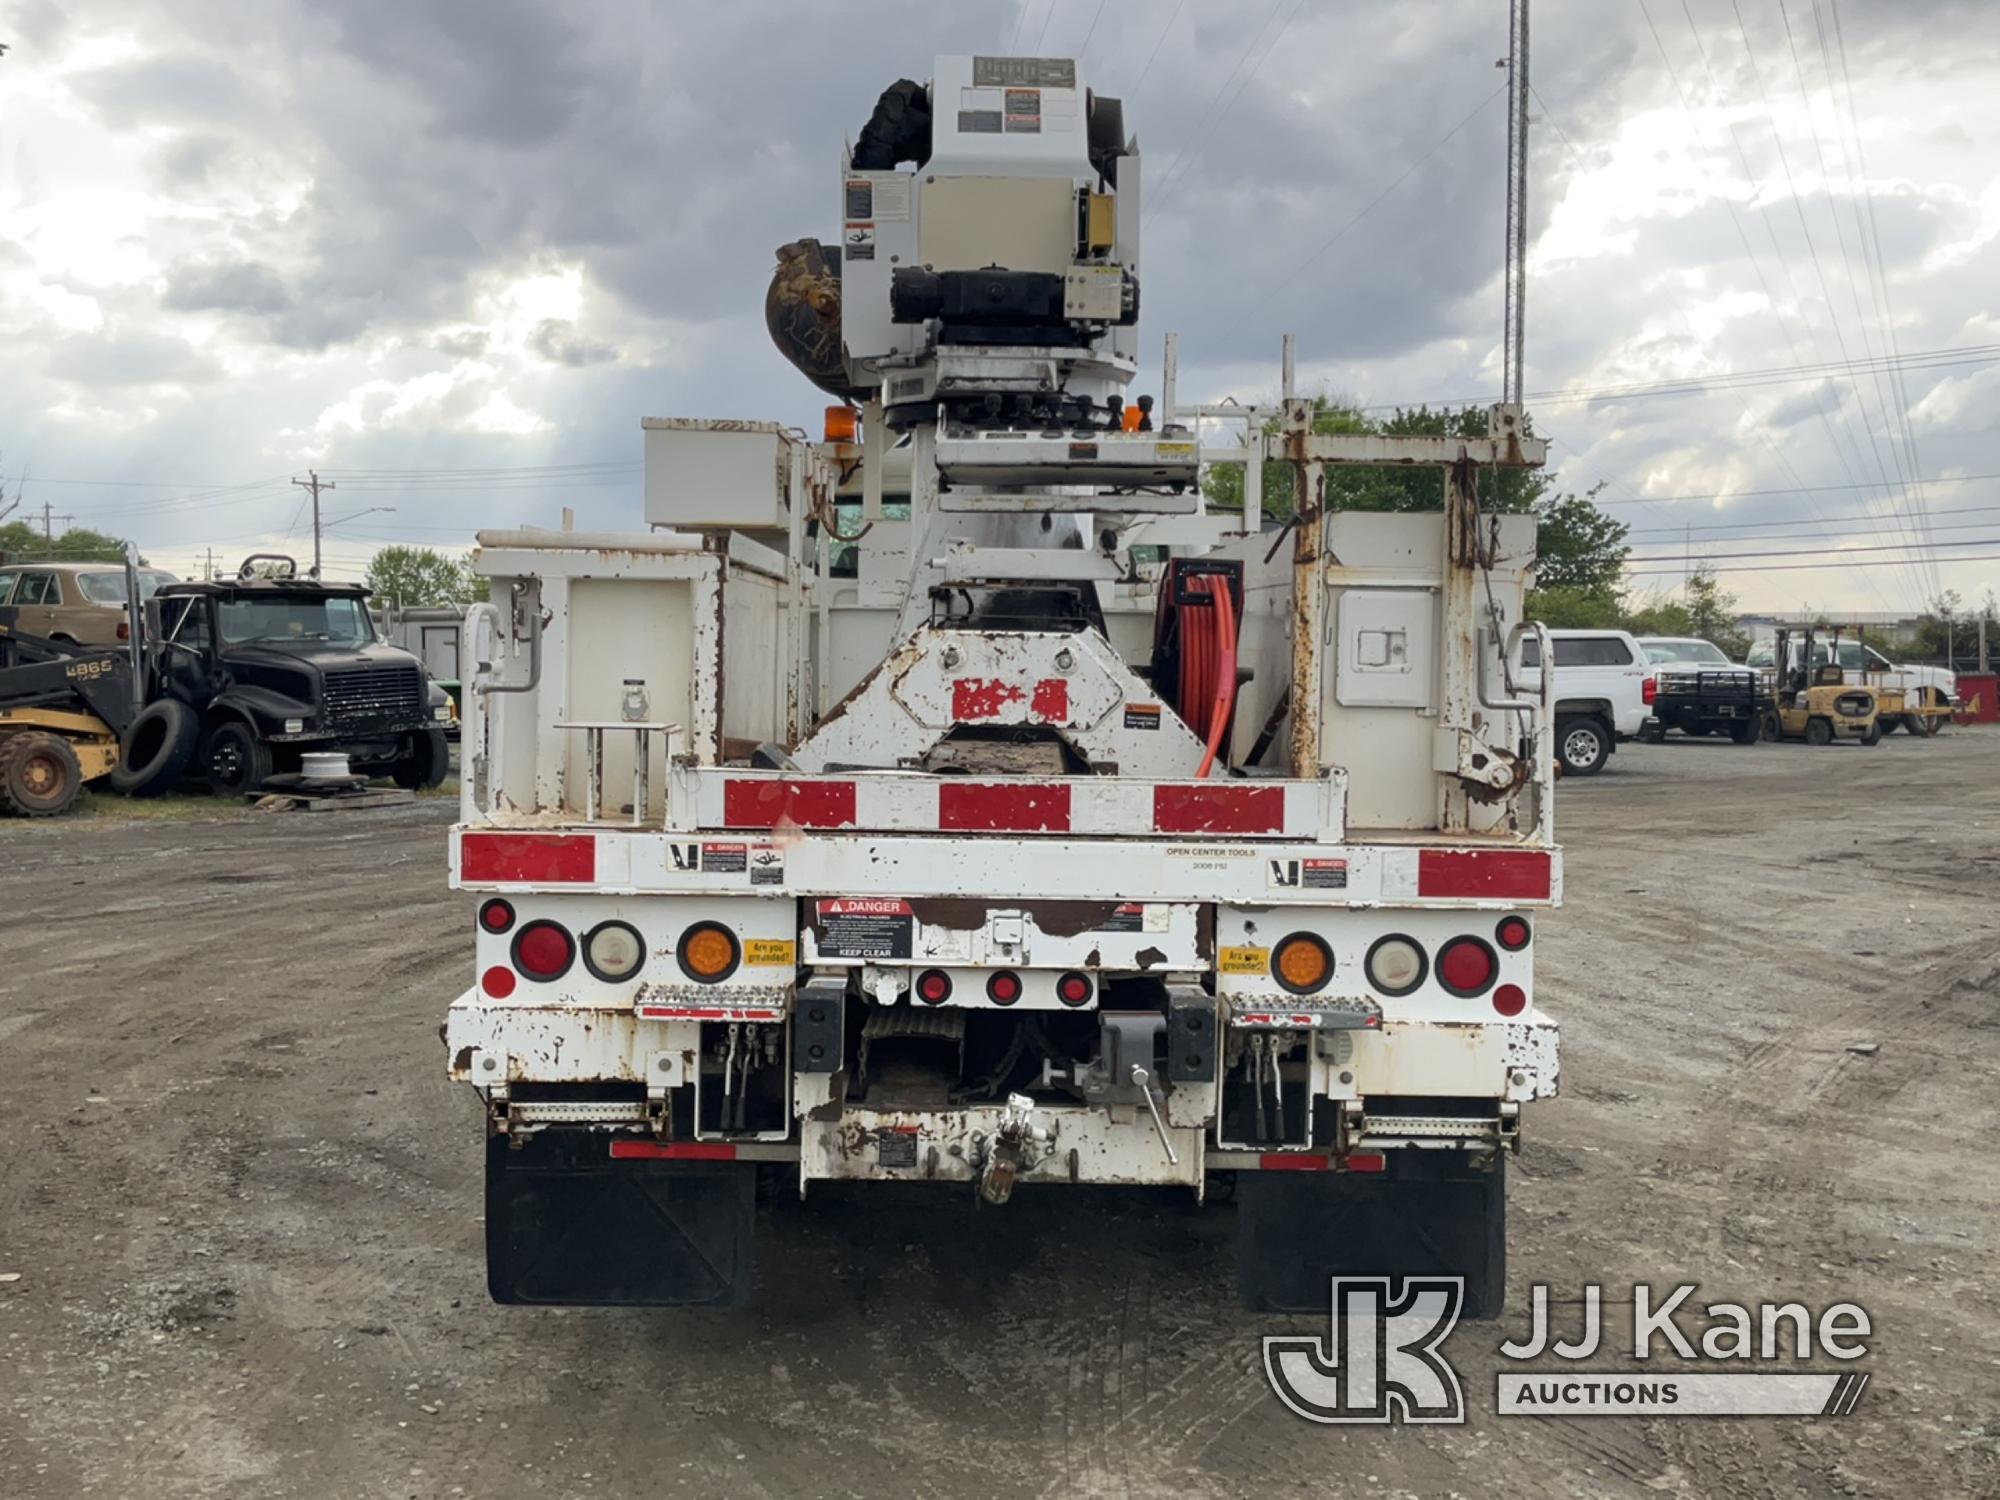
[1745, 636, 1956, 736]
[1519, 628, 1653, 776]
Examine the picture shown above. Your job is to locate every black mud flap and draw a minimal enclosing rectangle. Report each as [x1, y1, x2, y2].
[1236, 1153, 1505, 1320]
[486, 1135, 755, 1307]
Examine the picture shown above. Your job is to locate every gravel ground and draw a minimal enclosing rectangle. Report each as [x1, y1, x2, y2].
[1, 728, 1996, 1498]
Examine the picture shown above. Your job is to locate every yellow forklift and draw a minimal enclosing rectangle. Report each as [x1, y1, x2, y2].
[1759, 625, 1882, 746]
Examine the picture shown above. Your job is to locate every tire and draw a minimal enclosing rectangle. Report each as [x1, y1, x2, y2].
[1909, 692, 1942, 736]
[1805, 716, 1834, 747]
[391, 726, 450, 790]
[1556, 715, 1610, 776]
[108, 699, 199, 797]
[0, 732, 84, 817]
[1762, 708, 1784, 742]
[1900, 714, 1926, 736]
[200, 720, 273, 796]
[1861, 719, 1884, 746]
[1729, 715, 1761, 745]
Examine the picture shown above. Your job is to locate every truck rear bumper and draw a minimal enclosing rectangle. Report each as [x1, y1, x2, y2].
[446, 991, 1559, 1185]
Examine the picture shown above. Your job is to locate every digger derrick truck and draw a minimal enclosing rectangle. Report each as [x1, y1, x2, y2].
[445, 54, 1562, 1316]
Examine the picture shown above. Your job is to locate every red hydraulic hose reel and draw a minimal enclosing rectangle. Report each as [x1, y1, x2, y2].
[1149, 559, 1244, 779]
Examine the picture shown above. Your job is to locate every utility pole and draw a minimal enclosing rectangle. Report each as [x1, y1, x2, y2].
[203, 547, 216, 581]
[38, 500, 75, 543]
[292, 470, 335, 579]
[1500, 0, 1530, 405]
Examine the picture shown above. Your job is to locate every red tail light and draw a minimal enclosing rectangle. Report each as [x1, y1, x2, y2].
[986, 971, 1022, 1006]
[1495, 915, 1531, 951]
[1436, 937, 1497, 997]
[1642, 674, 1658, 705]
[1057, 971, 1094, 1007]
[1493, 983, 1527, 1017]
[480, 965, 516, 998]
[512, 920, 576, 982]
[478, 898, 516, 934]
[917, 969, 952, 1005]
[117, 620, 130, 641]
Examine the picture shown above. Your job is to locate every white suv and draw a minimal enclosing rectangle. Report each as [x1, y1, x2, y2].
[1519, 628, 1653, 775]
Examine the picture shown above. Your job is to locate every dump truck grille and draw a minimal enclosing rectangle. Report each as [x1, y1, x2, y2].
[322, 665, 422, 724]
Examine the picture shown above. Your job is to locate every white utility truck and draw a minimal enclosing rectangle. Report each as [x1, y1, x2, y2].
[445, 54, 1562, 1316]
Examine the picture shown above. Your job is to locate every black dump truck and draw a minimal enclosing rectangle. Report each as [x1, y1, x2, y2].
[122, 557, 452, 796]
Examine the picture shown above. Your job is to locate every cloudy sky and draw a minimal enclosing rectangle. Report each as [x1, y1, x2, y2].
[2, 0, 1996, 615]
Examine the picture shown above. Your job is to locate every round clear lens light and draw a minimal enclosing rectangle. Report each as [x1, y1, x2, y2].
[585, 922, 644, 981]
[1368, 938, 1424, 992]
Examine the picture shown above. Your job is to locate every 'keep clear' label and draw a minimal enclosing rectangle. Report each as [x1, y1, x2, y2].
[814, 899, 914, 960]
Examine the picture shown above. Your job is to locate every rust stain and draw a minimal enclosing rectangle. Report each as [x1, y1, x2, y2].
[1135, 945, 1168, 971]
[451, 1046, 475, 1073]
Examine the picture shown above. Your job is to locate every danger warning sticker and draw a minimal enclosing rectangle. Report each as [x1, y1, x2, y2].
[703, 842, 747, 874]
[814, 898, 914, 960]
[1268, 856, 1348, 891]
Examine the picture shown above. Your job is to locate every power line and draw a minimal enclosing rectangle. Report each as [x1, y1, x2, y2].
[1627, 534, 2000, 567]
[1591, 468, 2000, 509]
[1636, 0, 1911, 605]
[1727, 0, 1930, 597]
[1142, 0, 1293, 218]
[1122, 0, 1187, 100]
[1260, 83, 1508, 308]
[1627, 550, 2000, 579]
[1364, 340, 2000, 411]
[1073, 0, 1109, 68]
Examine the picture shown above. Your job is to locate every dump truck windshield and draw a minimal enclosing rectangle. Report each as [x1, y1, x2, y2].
[217, 594, 374, 647]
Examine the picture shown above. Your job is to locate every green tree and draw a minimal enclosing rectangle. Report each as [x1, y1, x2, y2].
[0, 520, 133, 563]
[1909, 590, 1966, 664]
[1682, 566, 1750, 658]
[365, 545, 481, 608]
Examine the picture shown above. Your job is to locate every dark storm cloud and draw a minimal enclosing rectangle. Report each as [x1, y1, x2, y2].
[1768, 379, 1847, 430]
[161, 259, 292, 316]
[44, 328, 219, 388]
[67, 52, 254, 129]
[526, 320, 617, 368]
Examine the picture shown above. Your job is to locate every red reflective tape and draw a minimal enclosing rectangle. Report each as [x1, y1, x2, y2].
[1029, 677, 1069, 724]
[1260, 1152, 1330, 1171]
[460, 832, 595, 883]
[609, 1140, 738, 1161]
[951, 678, 1025, 720]
[1417, 849, 1552, 900]
[722, 778, 857, 829]
[1344, 1153, 1388, 1174]
[938, 781, 1073, 832]
[1153, 783, 1285, 834]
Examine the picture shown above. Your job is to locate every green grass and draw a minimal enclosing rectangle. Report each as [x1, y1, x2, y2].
[0, 778, 460, 829]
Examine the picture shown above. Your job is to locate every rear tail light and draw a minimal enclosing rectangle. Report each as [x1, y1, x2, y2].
[478, 898, 516, 934]
[582, 920, 645, 983]
[511, 920, 576, 982]
[480, 965, 516, 998]
[1436, 936, 1497, 997]
[1493, 982, 1528, 1017]
[1363, 935, 1426, 996]
[1271, 933, 1333, 995]
[986, 971, 1022, 1006]
[917, 968, 952, 1005]
[117, 620, 130, 641]
[1642, 674, 1658, 705]
[676, 923, 740, 983]
[1057, 971, 1094, 1007]
[1495, 915, 1531, 951]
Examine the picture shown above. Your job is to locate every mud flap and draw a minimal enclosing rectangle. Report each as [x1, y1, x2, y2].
[485, 1136, 755, 1307]
[1235, 1153, 1505, 1320]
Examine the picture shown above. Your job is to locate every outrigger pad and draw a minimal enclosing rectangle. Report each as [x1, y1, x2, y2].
[1236, 1153, 1506, 1320]
[485, 1136, 755, 1307]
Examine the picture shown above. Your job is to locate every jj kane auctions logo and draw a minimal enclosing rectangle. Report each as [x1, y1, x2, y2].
[1265, 1279, 1872, 1422]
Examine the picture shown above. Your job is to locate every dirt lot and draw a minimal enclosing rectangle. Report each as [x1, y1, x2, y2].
[2, 730, 1996, 1498]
